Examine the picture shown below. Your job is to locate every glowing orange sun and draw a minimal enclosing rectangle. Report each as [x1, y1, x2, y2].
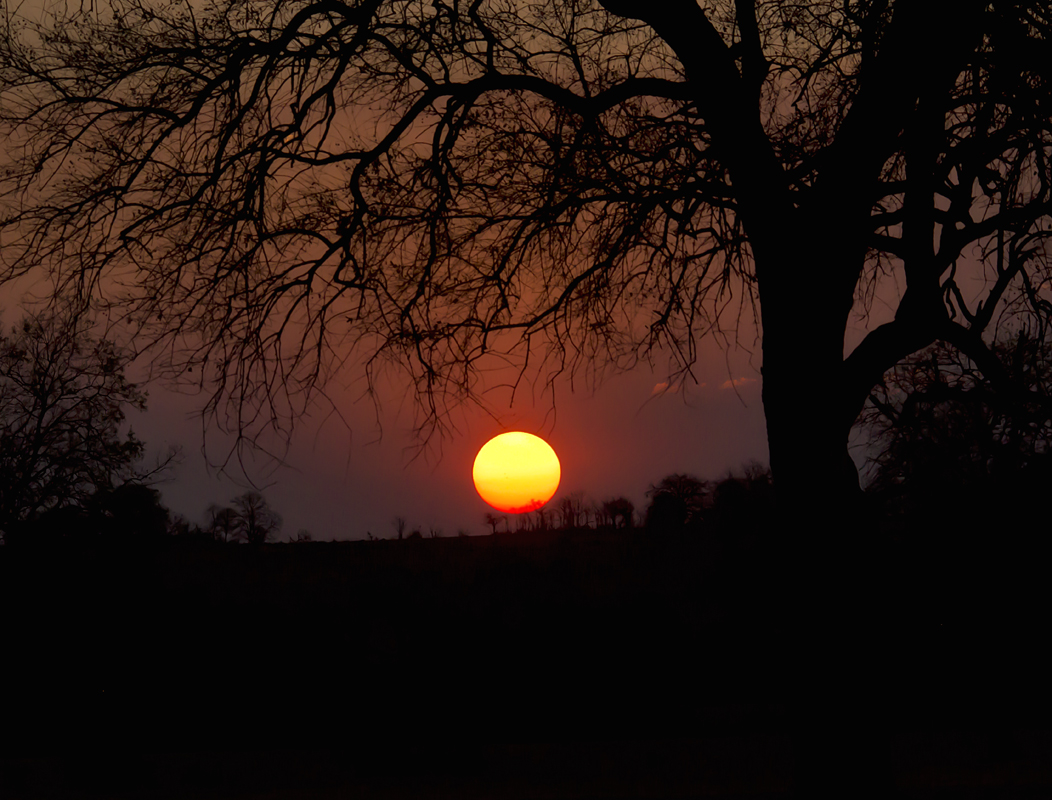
[472, 432, 561, 514]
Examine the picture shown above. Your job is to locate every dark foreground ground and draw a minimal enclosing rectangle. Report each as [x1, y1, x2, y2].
[1, 525, 1050, 797]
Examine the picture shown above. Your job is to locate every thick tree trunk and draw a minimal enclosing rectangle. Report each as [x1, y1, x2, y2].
[755, 225, 862, 506]
[757, 240, 895, 800]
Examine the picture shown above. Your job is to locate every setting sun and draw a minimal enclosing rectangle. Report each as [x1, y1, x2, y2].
[472, 432, 561, 514]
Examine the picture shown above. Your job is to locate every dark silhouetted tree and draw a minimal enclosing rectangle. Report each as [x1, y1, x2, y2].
[709, 462, 775, 528]
[594, 503, 610, 529]
[0, 308, 151, 541]
[599, 497, 635, 529]
[24, 505, 95, 545]
[206, 504, 242, 544]
[483, 512, 501, 535]
[168, 512, 206, 539]
[92, 483, 170, 540]
[232, 491, 283, 544]
[861, 329, 1052, 520]
[3, 1, 1051, 523]
[556, 492, 587, 529]
[528, 506, 553, 532]
[645, 474, 707, 532]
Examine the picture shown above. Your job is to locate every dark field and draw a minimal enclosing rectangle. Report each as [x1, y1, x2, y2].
[2, 526, 1049, 798]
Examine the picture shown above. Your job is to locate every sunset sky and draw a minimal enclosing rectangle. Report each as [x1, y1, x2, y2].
[125, 334, 773, 539]
[1, 264, 892, 540]
[0, 0, 953, 541]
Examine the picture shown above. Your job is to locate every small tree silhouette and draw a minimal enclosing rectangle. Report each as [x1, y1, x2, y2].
[206, 504, 241, 544]
[708, 463, 775, 532]
[530, 506, 553, 532]
[556, 492, 588, 530]
[232, 492, 282, 545]
[167, 513, 205, 539]
[645, 474, 708, 532]
[600, 497, 636, 530]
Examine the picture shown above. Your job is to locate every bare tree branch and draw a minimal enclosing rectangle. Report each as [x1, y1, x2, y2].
[0, 0, 1050, 499]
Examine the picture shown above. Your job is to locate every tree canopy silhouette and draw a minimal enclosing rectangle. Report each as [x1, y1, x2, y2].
[232, 490, 284, 543]
[202, 492, 284, 542]
[2, 0, 1051, 512]
[645, 473, 707, 531]
[0, 308, 151, 539]
[861, 328, 1052, 519]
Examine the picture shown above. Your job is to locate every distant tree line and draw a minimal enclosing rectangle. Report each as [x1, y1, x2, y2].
[481, 492, 636, 535]
[0, 307, 285, 548]
[8, 307, 1052, 548]
[474, 463, 776, 539]
[509, 329, 1052, 541]
[168, 491, 285, 545]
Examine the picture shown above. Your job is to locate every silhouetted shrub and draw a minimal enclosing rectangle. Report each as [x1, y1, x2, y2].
[709, 463, 775, 531]
[598, 497, 635, 529]
[644, 474, 707, 533]
[93, 483, 170, 540]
